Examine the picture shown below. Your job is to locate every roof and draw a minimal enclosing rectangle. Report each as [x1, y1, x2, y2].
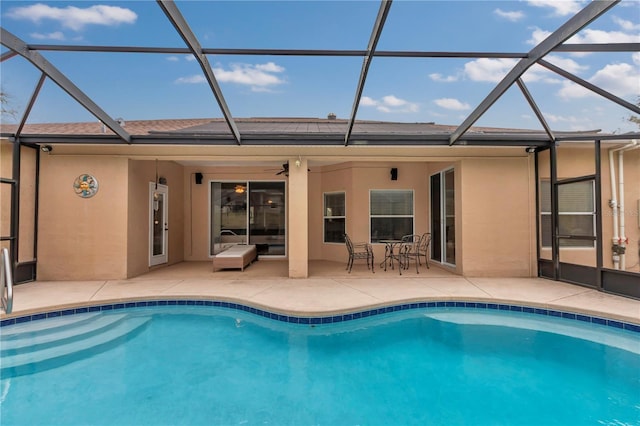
[0, 117, 614, 147]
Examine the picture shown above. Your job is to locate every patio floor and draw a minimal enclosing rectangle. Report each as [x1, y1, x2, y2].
[2, 260, 639, 324]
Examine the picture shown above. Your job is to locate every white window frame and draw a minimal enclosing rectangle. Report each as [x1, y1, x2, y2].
[323, 191, 346, 244]
[369, 189, 414, 243]
[540, 179, 596, 249]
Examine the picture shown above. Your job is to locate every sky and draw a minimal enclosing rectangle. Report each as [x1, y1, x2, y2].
[1, 0, 639, 133]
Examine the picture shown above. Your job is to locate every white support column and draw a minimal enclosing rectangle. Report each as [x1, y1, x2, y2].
[288, 157, 309, 278]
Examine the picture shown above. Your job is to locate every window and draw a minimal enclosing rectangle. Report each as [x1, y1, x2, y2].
[540, 180, 595, 248]
[370, 190, 414, 243]
[324, 192, 345, 243]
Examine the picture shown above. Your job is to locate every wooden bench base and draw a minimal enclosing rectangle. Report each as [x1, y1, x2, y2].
[212, 244, 257, 272]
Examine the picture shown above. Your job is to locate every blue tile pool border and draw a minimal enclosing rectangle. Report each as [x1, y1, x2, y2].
[1, 300, 639, 333]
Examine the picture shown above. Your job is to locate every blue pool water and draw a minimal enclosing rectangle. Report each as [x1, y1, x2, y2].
[1, 305, 639, 426]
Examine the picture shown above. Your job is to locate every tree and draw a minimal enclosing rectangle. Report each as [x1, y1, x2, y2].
[1, 90, 18, 122]
[628, 97, 640, 130]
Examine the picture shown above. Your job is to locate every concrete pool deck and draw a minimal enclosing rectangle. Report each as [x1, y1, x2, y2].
[2, 261, 639, 324]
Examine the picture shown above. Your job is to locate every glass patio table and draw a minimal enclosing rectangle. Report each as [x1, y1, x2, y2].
[379, 240, 404, 273]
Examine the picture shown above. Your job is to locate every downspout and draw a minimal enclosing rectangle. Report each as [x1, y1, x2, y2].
[608, 147, 620, 269]
[609, 140, 639, 270]
[618, 140, 639, 270]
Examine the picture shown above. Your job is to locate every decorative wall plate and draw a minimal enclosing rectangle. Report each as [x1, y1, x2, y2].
[73, 174, 99, 198]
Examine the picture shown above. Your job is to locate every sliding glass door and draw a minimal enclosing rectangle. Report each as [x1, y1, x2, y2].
[430, 168, 456, 266]
[211, 181, 285, 256]
[211, 182, 248, 254]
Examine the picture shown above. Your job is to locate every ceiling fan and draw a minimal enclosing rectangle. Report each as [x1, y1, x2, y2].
[266, 161, 309, 176]
[275, 163, 289, 176]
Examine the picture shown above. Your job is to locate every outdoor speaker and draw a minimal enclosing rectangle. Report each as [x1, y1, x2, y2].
[390, 168, 398, 181]
[195, 172, 203, 185]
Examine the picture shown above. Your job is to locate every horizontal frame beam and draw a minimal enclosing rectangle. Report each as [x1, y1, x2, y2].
[20, 44, 639, 57]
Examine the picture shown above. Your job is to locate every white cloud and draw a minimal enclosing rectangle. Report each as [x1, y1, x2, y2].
[633, 53, 640, 66]
[7, 3, 137, 31]
[463, 56, 577, 85]
[568, 29, 640, 44]
[255, 62, 285, 73]
[541, 112, 601, 131]
[381, 95, 408, 107]
[175, 62, 287, 91]
[175, 75, 206, 84]
[166, 56, 180, 62]
[359, 95, 419, 113]
[558, 62, 640, 99]
[249, 86, 276, 93]
[30, 31, 65, 41]
[524, 66, 564, 84]
[557, 81, 592, 99]
[525, 0, 584, 16]
[494, 8, 525, 22]
[528, 25, 640, 47]
[360, 96, 378, 107]
[543, 55, 589, 74]
[612, 16, 640, 32]
[527, 27, 552, 45]
[544, 113, 584, 124]
[185, 55, 196, 62]
[464, 58, 518, 83]
[589, 63, 640, 97]
[429, 73, 458, 83]
[433, 98, 470, 111]
[212, 62, 285, 90]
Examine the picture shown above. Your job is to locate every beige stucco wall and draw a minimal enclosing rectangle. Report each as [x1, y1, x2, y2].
[459, 157, 534, 277]
[183, 165, 288, 261]
[312, 162, 353, 263]
[37, 155, 129, 280]
[18, 146, 37, 262]
[182, 158, 535, 276]
[620, 148, 640, 272]
[33, 156, 185, 280]
[311, 161, 432, 264]
[127, 160, 185, 278]
[308, 165, 325, 260]
[598, 146, 639, 272]
[288, 157, 308, 277]
[538, 145, 640, 272]
[15, 139, 633, 280]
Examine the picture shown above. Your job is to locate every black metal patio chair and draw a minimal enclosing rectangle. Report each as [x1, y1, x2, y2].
[400, 234, 421, 274]
[344, 234, 374, 273]
[417, 232, 431, 269]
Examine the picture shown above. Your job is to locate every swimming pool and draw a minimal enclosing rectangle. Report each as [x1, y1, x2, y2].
[1, 302, 639, 425]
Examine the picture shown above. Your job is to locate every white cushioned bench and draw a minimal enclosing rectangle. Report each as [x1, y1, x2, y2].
[212, 244, 257, 272]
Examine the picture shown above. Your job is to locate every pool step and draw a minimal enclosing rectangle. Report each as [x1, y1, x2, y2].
[1, 314, 130, 355]
[1, 316, 151, 377]
[1, 312, 102, 339]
